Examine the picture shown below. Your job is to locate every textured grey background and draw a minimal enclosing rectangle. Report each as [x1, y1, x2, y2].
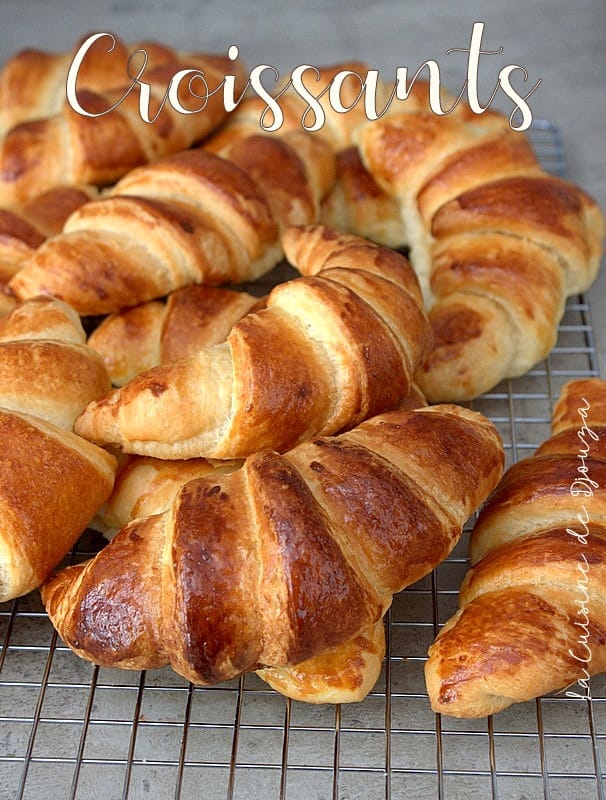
[0, 0, 604, 370]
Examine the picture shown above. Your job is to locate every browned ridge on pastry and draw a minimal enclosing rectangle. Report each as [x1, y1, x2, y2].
[425, 377, 606, 718]
[9, 126, 336, 314]
[0, 296, 116, 602]
[0, 34, 247, 204]
[41, 403, 504, 694]
[74, 224, 432, 459]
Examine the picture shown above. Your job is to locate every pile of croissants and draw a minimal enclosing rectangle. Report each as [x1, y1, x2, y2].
[0, 34, 604, 718]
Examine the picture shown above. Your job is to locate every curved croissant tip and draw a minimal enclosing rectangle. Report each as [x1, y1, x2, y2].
[74, 392, 121, 446]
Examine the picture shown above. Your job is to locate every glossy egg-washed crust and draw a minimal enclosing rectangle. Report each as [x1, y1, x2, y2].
[41, 403, 504, 690]
[425, 377, 606, 718]
[73, 224, 432, 460]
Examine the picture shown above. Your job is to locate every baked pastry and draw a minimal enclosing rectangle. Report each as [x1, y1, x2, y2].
[88, 451, 386, 702]
[0, 296, 116, 602]
[9, 130, 336, 315]
[74, 224, 431, 459]
[88, 284, 261, 386]
[41, 403, 504, 698]
[0, 33, 151, 132]
[0, 34, 247, 204]
[425, 377, 606, 718]
[354, 101, 604, 401]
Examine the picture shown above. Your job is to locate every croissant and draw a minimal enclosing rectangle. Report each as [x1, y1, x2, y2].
[41, 403, 504, 699]
[0, 35, 246, 204]
[425, 377, 606, 718]
[82, 448, 382, 702]
[0, 296, 116, 602]
[354, 102, 604, 400]
[73, 224, 431, 459]
[9, 127, 336, 315]
[88, 284, 260, 386]
[0, 33, 158, 132]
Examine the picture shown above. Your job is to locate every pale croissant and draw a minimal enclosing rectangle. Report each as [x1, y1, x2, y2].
[354, 98, 604, 400]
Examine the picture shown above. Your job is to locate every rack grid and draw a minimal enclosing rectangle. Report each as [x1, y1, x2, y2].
[1, 122, 604, 800]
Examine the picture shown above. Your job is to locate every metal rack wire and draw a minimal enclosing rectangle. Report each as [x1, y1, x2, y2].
[1, 122, 604, 800]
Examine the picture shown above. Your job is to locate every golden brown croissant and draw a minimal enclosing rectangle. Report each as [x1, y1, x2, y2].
[0, 35, 246, 204]
[354, 103, 604, 400]
[425, 377, 606, 718]
[0, 296, 116, 601]
[90, 449, 384, 701]
[87, 450, 385, 702]
[41, 403, 504, 698]
[74, 224, 431, 459]
[9, 127, 336, 314]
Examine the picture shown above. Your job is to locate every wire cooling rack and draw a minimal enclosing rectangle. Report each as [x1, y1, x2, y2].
[1, 122, 604, 800]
